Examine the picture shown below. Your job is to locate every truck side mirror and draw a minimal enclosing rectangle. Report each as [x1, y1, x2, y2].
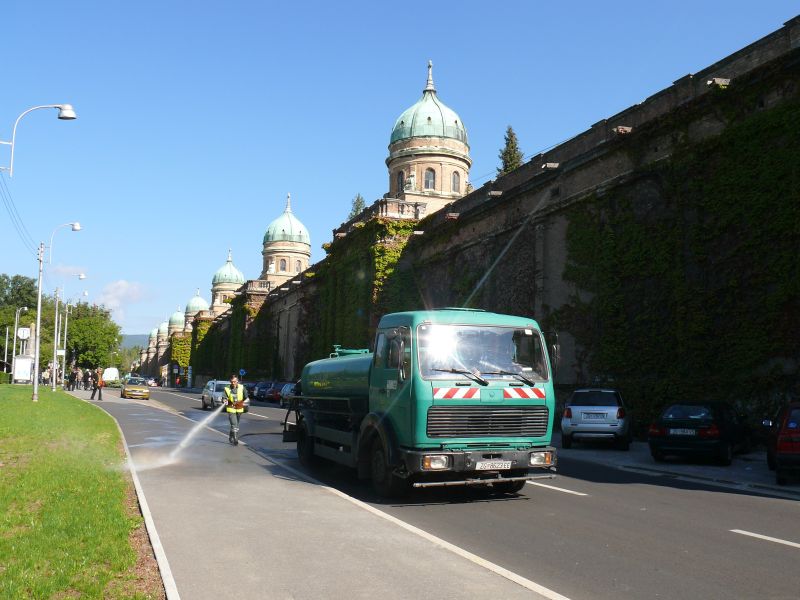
[550, 344, 561, 374]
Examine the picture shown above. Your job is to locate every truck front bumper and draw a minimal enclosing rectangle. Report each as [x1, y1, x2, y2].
[398, 446, 557, 488]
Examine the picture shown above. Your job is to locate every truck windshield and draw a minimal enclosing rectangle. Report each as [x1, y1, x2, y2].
[417, 323, 548, 382]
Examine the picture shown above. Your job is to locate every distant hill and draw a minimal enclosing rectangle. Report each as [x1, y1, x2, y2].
[121, 334, 148, 349]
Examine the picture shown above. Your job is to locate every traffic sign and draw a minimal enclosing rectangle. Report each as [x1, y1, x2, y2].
[17, 327, 30, 340]
[239, 368, 246, 376]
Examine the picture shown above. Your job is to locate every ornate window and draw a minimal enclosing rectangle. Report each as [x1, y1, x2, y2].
[396, 171, 404, 192]
[424, 168, 435, 190]
[452, 171, 460, 193]
[267, 258, 275, 274]
[279, 259, 287, 272]
[295, 260, 301, 272]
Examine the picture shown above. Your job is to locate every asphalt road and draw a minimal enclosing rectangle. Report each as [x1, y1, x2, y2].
[108, 387, 800, 599]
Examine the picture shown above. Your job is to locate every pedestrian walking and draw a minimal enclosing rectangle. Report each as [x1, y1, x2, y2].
[82, 369, 90, 390]
[223, 374, 248, 445]
[90, 368, 104, 401]
[68, 368, 77, 391]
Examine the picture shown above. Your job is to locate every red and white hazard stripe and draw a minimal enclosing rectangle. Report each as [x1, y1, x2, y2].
[433, 387, 480, 399]
[503, 387, 546, 399]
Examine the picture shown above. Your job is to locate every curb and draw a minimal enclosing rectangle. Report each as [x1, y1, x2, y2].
[73, 393, 181, 599]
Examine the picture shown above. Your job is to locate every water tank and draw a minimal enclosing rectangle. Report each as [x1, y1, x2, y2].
[302, 353, 373, 400]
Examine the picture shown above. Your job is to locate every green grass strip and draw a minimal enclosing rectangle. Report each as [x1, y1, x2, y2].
[0, 385, 148, 598]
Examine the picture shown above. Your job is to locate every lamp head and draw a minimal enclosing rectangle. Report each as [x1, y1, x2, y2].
[70, 222, 81, 232]
[56, 104, 77, 120]
[78, 273, 86, 280]
[21, 306, 28, 312]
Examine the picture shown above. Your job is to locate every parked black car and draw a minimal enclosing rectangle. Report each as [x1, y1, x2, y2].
[648, 401, 750, 465]
[763, 402, 800, 485]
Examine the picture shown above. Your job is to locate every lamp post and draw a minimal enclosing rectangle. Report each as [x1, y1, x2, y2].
[0, 104, 77, 177]
[32, 223, 81, 402]
[11, 306, 27, 380]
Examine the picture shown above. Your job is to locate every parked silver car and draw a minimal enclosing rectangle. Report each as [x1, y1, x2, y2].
[201, 380, 250, 412]
[560, 388, 632, 450]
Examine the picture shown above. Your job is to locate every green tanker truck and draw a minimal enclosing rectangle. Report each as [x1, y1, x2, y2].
[287, 308, 558, 496]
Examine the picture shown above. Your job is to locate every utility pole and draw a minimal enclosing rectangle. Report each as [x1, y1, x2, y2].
[32, 243, 44, 402]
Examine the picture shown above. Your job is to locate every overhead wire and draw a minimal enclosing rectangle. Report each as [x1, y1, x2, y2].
[0, 174, 36, 256]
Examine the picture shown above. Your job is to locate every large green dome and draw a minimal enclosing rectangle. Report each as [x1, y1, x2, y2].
[185, 289, 209, 314]
[263, 194, 311, 246]
[212, 250, 245, 285]
[149, 328, 158, 339]
[157, 320, 169, 335]
[390, 61, 467, 145]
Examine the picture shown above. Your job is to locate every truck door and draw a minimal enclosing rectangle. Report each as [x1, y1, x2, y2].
[369, 328, 412, 446]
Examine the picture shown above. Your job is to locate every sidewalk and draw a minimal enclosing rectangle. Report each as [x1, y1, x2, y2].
[72, 390, 552, 600]
[552, 432, 800, 499]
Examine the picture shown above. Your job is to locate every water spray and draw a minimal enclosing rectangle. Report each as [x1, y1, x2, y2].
[168, 402, 226, 462]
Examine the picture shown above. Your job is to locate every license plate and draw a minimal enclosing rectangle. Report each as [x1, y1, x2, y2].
[669, 428, 696, 436]
[476, 460, 512, 470]
[583, 413, 605, 419]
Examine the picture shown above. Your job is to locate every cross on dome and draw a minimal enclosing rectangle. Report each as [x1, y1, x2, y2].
[425, 60, 435, 93]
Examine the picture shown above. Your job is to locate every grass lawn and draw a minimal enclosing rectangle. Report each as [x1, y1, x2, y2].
[0, 385, 163, 599]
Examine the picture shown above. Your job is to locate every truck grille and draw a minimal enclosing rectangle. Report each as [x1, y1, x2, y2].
[427, 405, 549, 438]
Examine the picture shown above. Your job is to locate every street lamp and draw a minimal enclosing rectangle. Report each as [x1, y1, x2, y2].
[60, 284, 88, 388]
[32, 223, 81, 402]
[10, 306, 28, 379]
[0, 104, 77, 177]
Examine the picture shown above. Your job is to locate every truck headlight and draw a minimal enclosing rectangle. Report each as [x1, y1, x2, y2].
[529, 451, 554, 466]
[422, 455, 450, 470]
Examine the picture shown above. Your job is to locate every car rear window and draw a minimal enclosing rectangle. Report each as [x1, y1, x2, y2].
[568, 390, 621, 407]
[215, 383, 227, 392]
[662, 404, 714, 420]
[784, 408, 800, 430]
[127, 378, 145, 385]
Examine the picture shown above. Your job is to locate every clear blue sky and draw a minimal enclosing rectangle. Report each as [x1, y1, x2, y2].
[3, 1, 796, 334]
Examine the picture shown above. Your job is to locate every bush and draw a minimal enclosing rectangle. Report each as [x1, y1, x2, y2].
[0, 373, 9, 384]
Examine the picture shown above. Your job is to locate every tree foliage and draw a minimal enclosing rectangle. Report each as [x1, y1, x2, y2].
[347, 193, 366, 220]
[497, 125, 524, 175]
[0, 274, 36, 309]
[63, 303, 121, 369]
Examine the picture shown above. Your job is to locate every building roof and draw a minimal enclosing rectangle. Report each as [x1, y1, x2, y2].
[212, 250, 245, 285]
[390, 61, 468, 145]
[157, 320, 169, 335]
[149, 328, 158, 339]
[185, 289, 210, 314]
[169, 307, 185, 327]
[263, 194, 311, 246]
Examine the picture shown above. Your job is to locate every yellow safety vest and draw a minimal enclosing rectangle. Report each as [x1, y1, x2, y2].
[223, 385, 245, 413]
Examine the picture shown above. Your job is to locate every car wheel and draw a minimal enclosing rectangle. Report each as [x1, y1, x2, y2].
[776, 470, 788, 486]
[201, 397, 208, 410]
[370, 438, 408, 497]
[717, 443, 733, 466]
[561, 433, 572, 449]
[650, 448, 665, 462]
[766, 451, 776, 471]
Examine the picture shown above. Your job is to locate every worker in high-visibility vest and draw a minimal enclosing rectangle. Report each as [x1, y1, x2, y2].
[223, 374, 248, 445]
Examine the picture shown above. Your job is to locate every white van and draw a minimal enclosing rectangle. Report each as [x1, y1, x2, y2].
[102, 367, 120, 382]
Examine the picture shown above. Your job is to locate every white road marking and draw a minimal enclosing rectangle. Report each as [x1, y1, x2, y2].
[527, 481, 588, 496]
[730, 529, 800, 549]
[161, 390, 201, 402]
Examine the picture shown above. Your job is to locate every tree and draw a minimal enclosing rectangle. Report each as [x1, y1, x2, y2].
[0, 274, 37, 309]
[497, 125, 524, 176]
[347, 193, 366, 220]
[64, 303, 122, 368]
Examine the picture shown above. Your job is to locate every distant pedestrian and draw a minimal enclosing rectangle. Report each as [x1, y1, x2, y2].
[90, 368, 104, 401]
[68, 368, 77, 391]
[82, 369, 90, 390]
[223, 374, 248, 446]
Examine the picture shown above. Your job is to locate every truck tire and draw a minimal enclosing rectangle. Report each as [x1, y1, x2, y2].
[370, 439, 408, 497]
[493, 478, 527, 494]
[297, 420, 319, 468]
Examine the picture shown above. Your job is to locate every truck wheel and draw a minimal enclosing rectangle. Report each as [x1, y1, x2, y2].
[297, 420, 318, 468]
[370, 439, 407, 497]
[493, 479, 527, 494]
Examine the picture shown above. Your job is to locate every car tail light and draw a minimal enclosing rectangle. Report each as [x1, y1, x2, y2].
[699, 424, 721, 438]
[777, 436, 794, 453]
[616, 407, 626, 419]
[564, 407, 572, 419]
[648, 423, 665, 436]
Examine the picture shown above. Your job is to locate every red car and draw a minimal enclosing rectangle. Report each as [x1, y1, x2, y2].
[763, 402, 800, 485]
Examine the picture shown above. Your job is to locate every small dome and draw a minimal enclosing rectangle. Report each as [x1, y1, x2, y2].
[149, 328, 158, 339]
[390, 61, 467, 145]
[169, 307, 185, 327]
[263, 194, 311, 246]
[157, 320, 169, 335]
[212, 250, 245, 285]
[185, 289, 210, 314]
